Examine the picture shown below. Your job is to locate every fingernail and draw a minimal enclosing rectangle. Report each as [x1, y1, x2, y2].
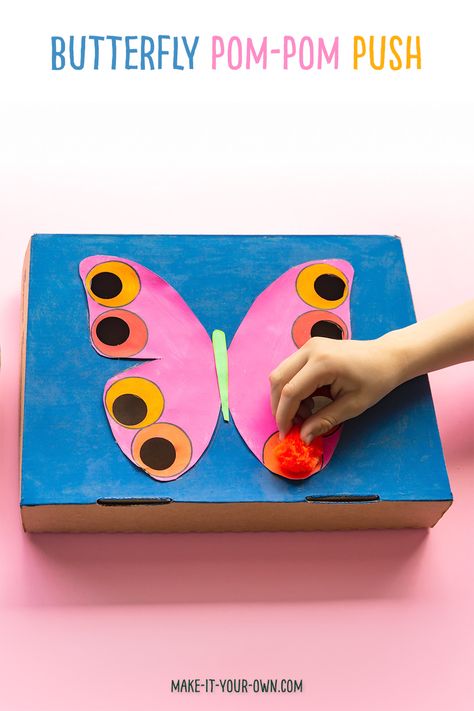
[303, 434, 313, 444]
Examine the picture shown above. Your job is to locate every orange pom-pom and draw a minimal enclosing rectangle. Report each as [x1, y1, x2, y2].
[273, 426, 323, 475]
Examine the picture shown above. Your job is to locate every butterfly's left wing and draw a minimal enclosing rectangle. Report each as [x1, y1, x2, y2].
[79, 255, 220, 481]
[228, 259, 353, 480]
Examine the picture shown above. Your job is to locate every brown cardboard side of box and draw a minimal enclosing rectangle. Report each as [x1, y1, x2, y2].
[21, 499, 452, 533]
[19, 240, 31, 499]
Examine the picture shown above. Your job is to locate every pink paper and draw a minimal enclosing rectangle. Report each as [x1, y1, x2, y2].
[80, 255, 353, 482]
[80, 255, 220, 481]
[228, 259, 353, 478]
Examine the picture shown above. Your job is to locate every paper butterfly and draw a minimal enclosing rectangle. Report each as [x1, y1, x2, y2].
[79, 256, 353, 482]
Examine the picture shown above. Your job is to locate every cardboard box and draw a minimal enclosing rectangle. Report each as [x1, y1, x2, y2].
[20, 234, 452, 532]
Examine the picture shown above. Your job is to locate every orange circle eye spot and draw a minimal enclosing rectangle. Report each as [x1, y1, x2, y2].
[262, 429, 323, 480]
[132, 423, 192, 480]
[296, 264, 348, 309]
[292, 311, 348, 348]
[86, 260, 140, 307]
[91, 309, 148, 357]
[105, 377, 164, 429]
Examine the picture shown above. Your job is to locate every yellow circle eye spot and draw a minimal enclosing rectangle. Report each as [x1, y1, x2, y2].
[85, 261, 140, 307]
[105, 377, 164, 429]
[296, 264, 349, 309]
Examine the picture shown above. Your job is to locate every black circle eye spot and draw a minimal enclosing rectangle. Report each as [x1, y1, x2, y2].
[140, 437, 176, 471]
[112, 394, 148, 427]
[314, 274, 346, 301]
[310, 320, 344, 340]
[90, 272, 123, 300]
[96, 317, 130, 346]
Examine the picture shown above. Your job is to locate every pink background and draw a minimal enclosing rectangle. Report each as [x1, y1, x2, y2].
[1, 228, 473, 711]
[1, 1, 473, 708]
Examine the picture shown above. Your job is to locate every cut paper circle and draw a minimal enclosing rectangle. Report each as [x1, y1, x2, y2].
[92, 309, 148, 357]
[296, 263, 349, 309]
[86, 260, 141, 307]
[132, 423, 193, 480]
[263, 430, 324, 480]
[292, 310, 348, 348]
[105, 376, 164, 429]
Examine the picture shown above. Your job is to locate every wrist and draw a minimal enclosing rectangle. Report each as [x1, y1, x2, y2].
[376, 328, 418, 388]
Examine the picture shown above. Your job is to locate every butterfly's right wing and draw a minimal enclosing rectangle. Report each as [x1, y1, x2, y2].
[228, 259, 353, 480]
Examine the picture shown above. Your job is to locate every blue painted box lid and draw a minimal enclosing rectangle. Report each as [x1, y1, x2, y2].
[21, 234, 452, 506]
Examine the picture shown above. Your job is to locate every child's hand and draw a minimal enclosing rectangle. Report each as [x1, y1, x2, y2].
[269, 300, 474, 443]
[269, 336, 402, 443]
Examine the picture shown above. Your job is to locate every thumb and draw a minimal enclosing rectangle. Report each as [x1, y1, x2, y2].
[299, 394, 356, 443]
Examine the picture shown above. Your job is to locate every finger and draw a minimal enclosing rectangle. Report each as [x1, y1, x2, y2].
[269, 348, 308, 417]
[299, 395, 357, 442]
[275, 363, 327, 438]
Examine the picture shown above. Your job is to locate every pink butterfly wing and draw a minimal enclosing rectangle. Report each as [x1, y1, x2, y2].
[79, 255, 220, 481]
[228, 259, 354, 480]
